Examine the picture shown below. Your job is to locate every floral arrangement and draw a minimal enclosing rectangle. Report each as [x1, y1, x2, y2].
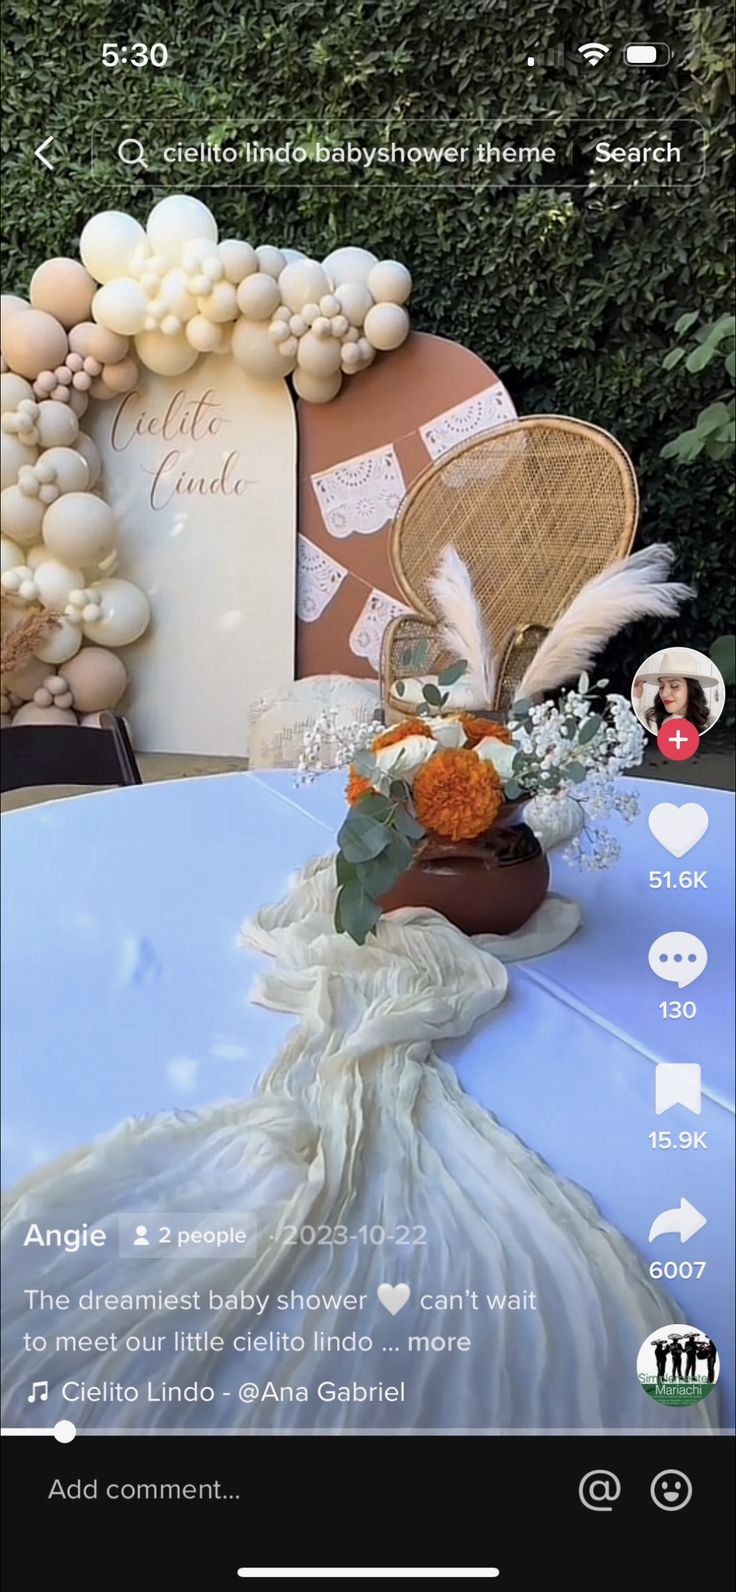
[298, 666, 646, 942]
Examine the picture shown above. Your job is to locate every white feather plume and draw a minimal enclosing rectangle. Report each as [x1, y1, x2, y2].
[428, 545, 496, 703]
[517, 544, 694, 701]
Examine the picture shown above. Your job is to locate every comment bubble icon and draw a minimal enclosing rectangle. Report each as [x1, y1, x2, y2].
[648, 931, 707, 988]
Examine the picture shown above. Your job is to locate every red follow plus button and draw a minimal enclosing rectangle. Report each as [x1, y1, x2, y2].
[657, 717, 700, 761]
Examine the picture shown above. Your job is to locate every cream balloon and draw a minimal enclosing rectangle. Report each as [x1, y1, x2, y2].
[61, 646, 128, 712]
[366, 260, 412, 305]
[218, 240, 258, 283]
[231, 320, 297, 380]
[279, 260, 331, 313]
[196, 281, 238, 323]
[33, 557, 86, 608]
[1, 535, 23, 574]
[292, 367, 343, 403]
[279, 248, 306, 266]
[80, 579, 150, 646]
[1, 432, 36, 490]
[160, 267, 198, 322]
[25, 543, 47, 570]
[92, 279, 149, 337]
[322, 246, 378, 286]
[1, 295, 30, 321]
[80, 212, 147, 285]
[68, 323, 129, 364]
[236, 273, 281, 321]
[74, 432, 102, 488]
[134, 329, 199, 375]
[33, 617, 83, 665]
[363, 301, 410, 351]
[30, 258, 97, 327]
[12, 702, 78, 726]
[36, 447, 89, 494]
[255, 245, 287, 279]
[185, 316, 223, 353]
[1, 310, 68, 381]
[0, 484, 45, 546]
[42, 493, 117, 567]
[147, 196, 218, 266]
[1, 373, 34, 414]
[36, 402, 80, 449]
[334, 282, 373, 326]
[296, 332, 342, 378]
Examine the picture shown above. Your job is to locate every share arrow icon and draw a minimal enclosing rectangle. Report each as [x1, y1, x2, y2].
[648, 1198, 707, 1244]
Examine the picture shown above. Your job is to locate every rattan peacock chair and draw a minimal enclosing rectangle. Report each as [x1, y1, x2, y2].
[380, 415, 639, 716]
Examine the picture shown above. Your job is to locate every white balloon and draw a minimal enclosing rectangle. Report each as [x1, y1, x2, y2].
[80, 578, 150, 645]
[334, 282, 373, 326]
[1, 535, 23, 574]
[147, 197, 218, 266]
[231, 320, 297, 380]
[196, 281, 238, 323]
[33, 616, 83, 665]
[279, 260, 331, 313]
[32, 557, 86, 607]
[1, 373, 34, 415]
[134, 329, 199, 375]
[218, 240, 258, 284]
[42, 493, 117, 567]
[1, 432, 35, 490]
[280, 248, 306, 265]
[255, 245, 287, 279]
[366, 260, 412, 305]
[92, 279, 149, 337]
[296, 332, 342, 377]
[236, 273, 282, 321]
[160, 267, 198, 322]
[292, 368, 343, 403]
[36, 402, 79, 449]
[75, 432, 102, 489]
[363, 302, 410, 351]
[12, 701, 78, 726]
[26, 543, 47, 570]
[185, 315, 223, 353]
[80, 212, 147, 285]
[0, 484, 45, 546]
[322, 246, 377, 286]
[36, 447, 89, 494]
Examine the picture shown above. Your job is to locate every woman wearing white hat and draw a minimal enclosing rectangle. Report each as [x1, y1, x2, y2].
[633, 647, 720, 734]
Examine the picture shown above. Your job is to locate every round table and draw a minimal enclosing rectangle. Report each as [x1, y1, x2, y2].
[2, 770, 733, 1422]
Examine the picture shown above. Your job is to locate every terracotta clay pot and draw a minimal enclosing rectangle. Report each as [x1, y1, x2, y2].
[379, 801, 549, 937]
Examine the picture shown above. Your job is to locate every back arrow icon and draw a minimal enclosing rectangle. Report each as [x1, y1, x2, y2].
[648, 1198, 707, 1244]
[34, 136, 54, 170]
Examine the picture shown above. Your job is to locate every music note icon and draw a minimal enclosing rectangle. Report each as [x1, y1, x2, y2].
[27, 1381, 49, 1404]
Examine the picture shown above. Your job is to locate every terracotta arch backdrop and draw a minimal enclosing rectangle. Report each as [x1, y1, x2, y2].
[296, 331, 516, 680]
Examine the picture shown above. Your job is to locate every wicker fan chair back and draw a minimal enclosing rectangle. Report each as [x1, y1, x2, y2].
[380, 415, 639, 715]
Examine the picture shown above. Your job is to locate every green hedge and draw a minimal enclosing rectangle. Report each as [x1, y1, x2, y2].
[2, 0, 734, 689]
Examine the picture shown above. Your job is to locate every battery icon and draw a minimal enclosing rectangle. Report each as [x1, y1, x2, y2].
[625, 43, 671, 65]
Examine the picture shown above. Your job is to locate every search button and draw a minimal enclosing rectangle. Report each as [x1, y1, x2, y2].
[117, 138, 148, 168]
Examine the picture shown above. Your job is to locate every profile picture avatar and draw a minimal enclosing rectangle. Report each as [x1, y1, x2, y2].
[637, 1322, 719, 1407]
[631, 646, 725, 736]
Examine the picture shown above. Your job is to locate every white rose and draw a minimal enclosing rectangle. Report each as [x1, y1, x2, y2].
[431, 718, 466, 748]
[475, 736, 517, 779]
[374, 732, 437, 780]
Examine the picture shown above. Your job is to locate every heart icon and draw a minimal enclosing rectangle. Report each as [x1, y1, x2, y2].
[377, 1283, 410, 1316]
[648, 802, 709, 858]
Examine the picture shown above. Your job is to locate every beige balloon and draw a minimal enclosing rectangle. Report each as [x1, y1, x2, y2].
[134, 329, 199, 375]
[334, 282, 373, 326]
[92, 279, 149, 337]
[1, 310, 68, 381]
[322, 246, 377, 286]
[36, 402, 80, 449]
[33, 557, 86, 608]
[62, 646, 128, 712]
[80, 578, 150, 646]
[34, 617, 83, 665]
[279, 260, 331, 313]
[366, 260, 412, 305]
[99, 355, 138, 394]
[1, 373, 34, 414]
[1, 534, 24, 574]
[186, 316, 223, 353]
[219, 240, 258, 283]
[69, 323, 129, 364]
[74, 432, 102, 488]
[363, 302, 410, 351]
[42, 493, 117, 567]
[236, 273, 281, 321]
[30, 258, 97, 327]
[12, 701, 78, 726]
[197, 281, 238, 323]
[37, 447, 89, 493]
[255, 245, 286, 279]
[0, 484, 45, 546]
[292, 367, 343, 403]
[1, 432, 36, 490]
[296, 331, 342, 377]
[1, 295, 31, 322]
[231, 319, 297, 380]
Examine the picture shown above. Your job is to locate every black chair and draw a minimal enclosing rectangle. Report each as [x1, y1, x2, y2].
[1, 712, 142, 796]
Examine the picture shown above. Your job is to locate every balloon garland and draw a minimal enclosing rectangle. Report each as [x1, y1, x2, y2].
[1, 194, 412, 732]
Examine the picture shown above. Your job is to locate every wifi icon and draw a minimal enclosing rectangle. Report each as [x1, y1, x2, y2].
[577, 41, 610, 65]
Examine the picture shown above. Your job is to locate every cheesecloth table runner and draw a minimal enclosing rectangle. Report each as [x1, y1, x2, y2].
[1, 852, 715, 1431]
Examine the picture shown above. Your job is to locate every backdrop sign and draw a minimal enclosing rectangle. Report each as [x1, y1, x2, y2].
[88, 356, 296, 754]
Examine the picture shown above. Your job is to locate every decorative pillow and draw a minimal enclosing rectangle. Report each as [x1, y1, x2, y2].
[248, 674, 381, 770]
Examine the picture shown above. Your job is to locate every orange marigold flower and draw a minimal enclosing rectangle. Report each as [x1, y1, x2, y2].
[459, 713, 512, 748]
[414, 747, 503, 841]
[346, 770, 373, 805]
[372, 718, 435, 752]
